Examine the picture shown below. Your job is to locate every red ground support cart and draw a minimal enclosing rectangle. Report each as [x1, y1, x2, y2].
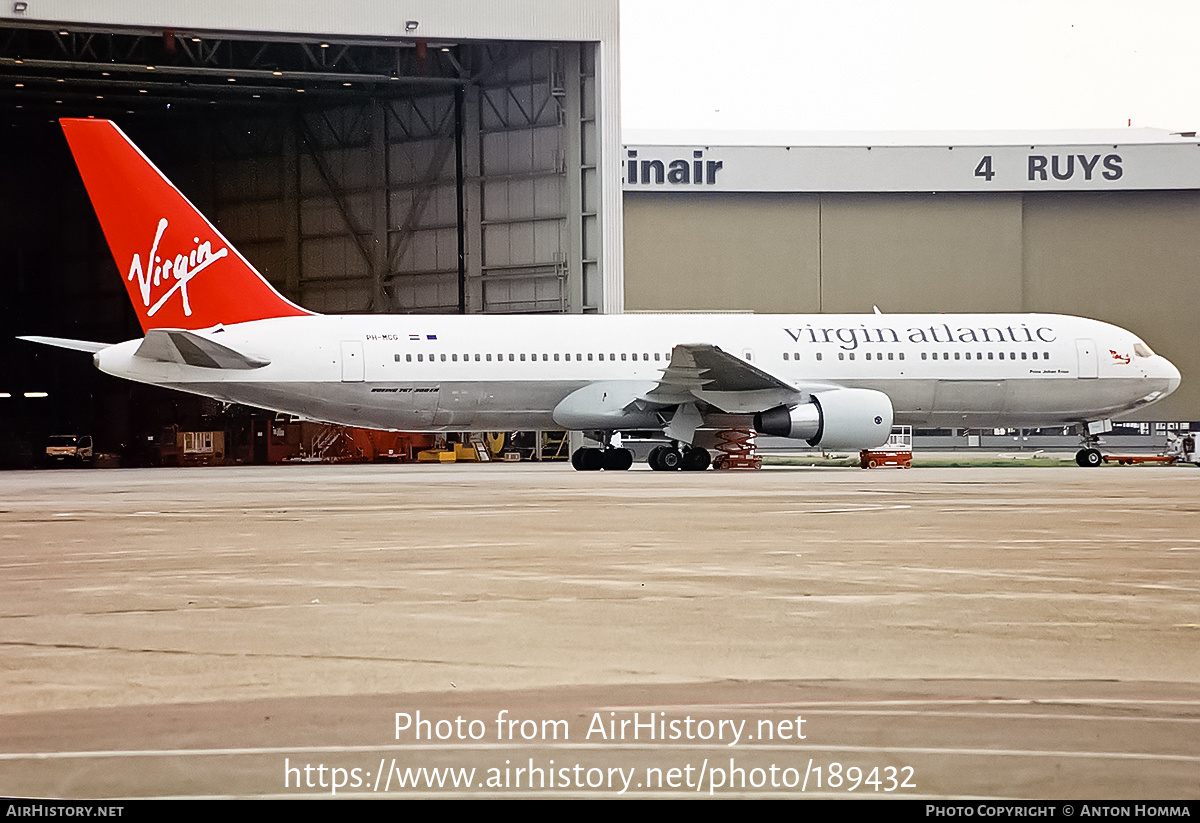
[860, 426, 913, 469]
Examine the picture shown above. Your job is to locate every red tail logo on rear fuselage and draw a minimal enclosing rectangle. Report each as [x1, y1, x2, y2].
[128, 218, 229, 318]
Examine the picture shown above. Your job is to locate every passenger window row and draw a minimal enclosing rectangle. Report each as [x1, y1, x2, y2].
[922, 351, 1051, 361]
[396, 352, 671, 363]
[782, 351, 1052, 362]
[393, 349, 1052, 365]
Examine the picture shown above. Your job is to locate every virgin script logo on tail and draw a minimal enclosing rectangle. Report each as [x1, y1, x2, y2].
[127, 218, 228, 317]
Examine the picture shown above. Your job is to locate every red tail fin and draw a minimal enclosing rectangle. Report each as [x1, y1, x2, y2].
[60, 119, 312, 332]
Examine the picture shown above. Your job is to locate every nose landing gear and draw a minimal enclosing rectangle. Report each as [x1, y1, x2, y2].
[1075, 420, 1110, 467]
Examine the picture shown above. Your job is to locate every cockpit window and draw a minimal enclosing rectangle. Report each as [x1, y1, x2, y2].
[1133, 342, 1155, 358]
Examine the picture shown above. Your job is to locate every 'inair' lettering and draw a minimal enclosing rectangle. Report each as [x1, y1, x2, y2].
[625, 149, 724, 186]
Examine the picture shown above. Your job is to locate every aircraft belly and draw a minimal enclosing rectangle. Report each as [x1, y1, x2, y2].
[884, 376, 1167, 427]
[136, 369, 1169, 435]
[164, 380, 573, 431]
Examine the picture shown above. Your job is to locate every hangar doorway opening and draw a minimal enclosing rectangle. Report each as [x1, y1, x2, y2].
[0, 22, 609, 467]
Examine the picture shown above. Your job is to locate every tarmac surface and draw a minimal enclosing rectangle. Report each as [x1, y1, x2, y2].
[1, 461, 1197, 798]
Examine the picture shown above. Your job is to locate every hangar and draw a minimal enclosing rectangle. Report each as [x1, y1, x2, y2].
[0, 0, 621, 466]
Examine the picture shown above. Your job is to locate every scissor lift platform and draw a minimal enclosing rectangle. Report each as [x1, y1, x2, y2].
[860, 425, 913, 469]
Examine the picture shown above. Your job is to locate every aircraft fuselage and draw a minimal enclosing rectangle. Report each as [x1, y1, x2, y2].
[92, 312, 1180, 433]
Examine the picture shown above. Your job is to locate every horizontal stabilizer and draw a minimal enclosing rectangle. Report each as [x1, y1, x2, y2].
[17, 336, 109, 354]
[134, 329, 269, 370]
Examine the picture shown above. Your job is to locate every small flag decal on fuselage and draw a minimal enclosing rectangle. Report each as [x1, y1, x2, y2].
[409, 334, 438, 341]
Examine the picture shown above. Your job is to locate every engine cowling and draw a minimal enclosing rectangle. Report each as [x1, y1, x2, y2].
[754, 388, 894, 449]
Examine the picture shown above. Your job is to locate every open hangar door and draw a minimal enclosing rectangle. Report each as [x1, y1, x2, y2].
[0, 22, 604, 467]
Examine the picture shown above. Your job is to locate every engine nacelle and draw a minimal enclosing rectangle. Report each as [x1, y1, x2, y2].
[754, 388, 893, 449]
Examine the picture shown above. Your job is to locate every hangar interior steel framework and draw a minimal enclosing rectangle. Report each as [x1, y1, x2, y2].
[1, 25, 603, 315]
[0, 12, 612, 466]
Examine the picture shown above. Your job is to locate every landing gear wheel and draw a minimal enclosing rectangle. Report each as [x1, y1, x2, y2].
[1076, 448, 1103, 467]
[571, 448, 604, 471]
[658, 448, 684, 471]
[647, 446, 668, 471]
[682, 446, 711, 471]
[601, 448, 634, 471]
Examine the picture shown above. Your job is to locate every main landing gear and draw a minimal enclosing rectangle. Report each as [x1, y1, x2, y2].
[1075, 447, 1103, 467]
[570, 447, 634, 471]
[569, 433, 712, 472]
[648, 444, 711, 472]
[570, 430, 634, 471]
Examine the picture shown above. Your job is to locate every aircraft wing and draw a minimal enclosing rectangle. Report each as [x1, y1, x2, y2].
[134, 329, 270, 370]
[17, 336, 109, 354]
[643, 343, 804, 413]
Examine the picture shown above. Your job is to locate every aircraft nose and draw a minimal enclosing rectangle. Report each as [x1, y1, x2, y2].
[1160, 356, 1182, 396]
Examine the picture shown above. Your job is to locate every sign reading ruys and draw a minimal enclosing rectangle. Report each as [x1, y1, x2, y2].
[622, 142, 1200, 193]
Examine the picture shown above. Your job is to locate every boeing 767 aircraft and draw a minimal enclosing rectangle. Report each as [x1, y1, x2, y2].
[20, 119, 1181, 470]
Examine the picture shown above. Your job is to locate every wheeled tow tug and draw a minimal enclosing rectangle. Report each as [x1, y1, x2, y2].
[1079, 430, 1198, 467]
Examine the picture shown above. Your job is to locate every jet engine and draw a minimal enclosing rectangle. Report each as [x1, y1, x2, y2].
[753, 388, 893, 449]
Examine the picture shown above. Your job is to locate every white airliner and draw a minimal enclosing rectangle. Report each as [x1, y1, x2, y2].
[21, 119, 1181, 470]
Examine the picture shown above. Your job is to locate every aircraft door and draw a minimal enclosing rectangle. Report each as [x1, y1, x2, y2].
[433, 387, 483, 426]
[1075, 339, 1098, 379]
[340, 341, 365, 382]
